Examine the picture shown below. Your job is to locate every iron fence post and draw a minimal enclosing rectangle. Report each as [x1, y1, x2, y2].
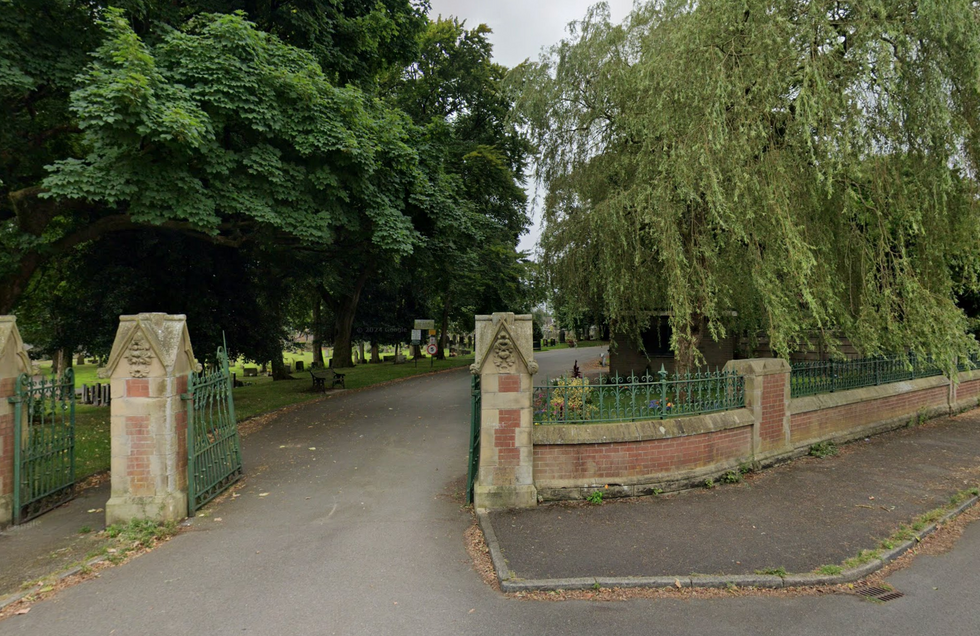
[8, 375, 24, 525]
[466, 374, 481, 505]
[182, 371, 196, 517]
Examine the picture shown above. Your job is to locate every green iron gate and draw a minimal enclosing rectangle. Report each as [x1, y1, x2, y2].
[7, 370, 76, 525]
[183, 345, 242, 515]
[466, 374, 481, 504]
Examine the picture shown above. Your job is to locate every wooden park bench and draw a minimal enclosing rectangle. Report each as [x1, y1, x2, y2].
[310, 367, 346, 391]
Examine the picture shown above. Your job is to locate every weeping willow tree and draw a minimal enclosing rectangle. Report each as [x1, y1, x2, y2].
[515, 0, 980, 372]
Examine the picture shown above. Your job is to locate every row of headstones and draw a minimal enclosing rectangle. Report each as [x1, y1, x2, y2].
[533, 337, 572, 351]
[78, 383, 111, 406]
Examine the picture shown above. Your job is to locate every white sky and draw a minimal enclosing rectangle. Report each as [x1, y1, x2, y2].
[426, 1, 636, 254]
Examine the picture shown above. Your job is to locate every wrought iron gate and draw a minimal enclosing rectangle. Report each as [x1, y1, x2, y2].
[466, 374, 481, 504]
[183, 345, 242, 514]
[7, 370, 76, 524]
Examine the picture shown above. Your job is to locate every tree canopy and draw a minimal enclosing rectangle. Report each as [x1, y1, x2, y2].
[517, 0, 980, 370]
[1, 2, 532, 370]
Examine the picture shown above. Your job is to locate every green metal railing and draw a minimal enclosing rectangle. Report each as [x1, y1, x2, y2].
[7, 369, 75, 525]
[790, 354, 944, 398]
[532, 367, 745, 425]
[956, 353, 980, 373]
[466, 374, 481, 505]
[183, 345, 242, 514]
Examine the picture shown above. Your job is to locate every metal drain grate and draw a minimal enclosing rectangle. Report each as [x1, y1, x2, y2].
[853, 585, 905, 602]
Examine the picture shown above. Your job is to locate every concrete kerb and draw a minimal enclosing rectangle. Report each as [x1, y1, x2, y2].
[476, 511, 512, 585]
[477, 495, 980, 593]
[0, 554, 107, 611]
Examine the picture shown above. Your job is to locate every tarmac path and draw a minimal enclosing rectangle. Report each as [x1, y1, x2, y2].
[1, 347, 978, 635]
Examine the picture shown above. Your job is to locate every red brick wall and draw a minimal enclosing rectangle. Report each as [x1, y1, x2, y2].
[0, 375, 13, 497]
[125, 415, 153, 496]
[759, 374, 786, 450]
[176, 374, 190, 485]
[495, 409, 521, 467]
[176, 407, 188, 482]
[0, 377, 15, 498]
[533, 426, 752, 483]
[957, 378, 980, 404]
[126, 378, 149, 398]
[0, 412, 12, 497]
[498, 375, 520, 393]
[790, 385, 948, 444]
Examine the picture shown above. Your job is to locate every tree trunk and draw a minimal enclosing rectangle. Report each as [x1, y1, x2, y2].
[270, 341, 293, 380]
[370, 341, 380, 363]
[673, 316, 704, 377]
[326, 267, 372, 369]
[52, 350, 63, 376]
[437, 294, 451, 360]
[358, 341, 365, 364]
[311, 292, 325, 368]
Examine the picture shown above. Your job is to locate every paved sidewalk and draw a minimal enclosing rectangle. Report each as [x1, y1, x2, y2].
[0, 483, 109, 597]
[487, 409, 980, 583]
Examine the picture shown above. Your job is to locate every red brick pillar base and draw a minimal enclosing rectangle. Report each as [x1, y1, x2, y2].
[723, 358, 791, 461]
[0, 317, 32, 527]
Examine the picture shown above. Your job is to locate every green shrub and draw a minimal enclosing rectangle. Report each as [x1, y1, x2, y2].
[809, 441, 838, 458]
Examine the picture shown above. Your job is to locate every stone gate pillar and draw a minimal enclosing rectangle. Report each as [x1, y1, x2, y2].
[472, 313, 538, 509]
[102, 314, 198, 525]
[0, 317, 32, 527]
[723, 358, 791, 461]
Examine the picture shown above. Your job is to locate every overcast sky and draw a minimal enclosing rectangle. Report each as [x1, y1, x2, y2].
[426, 1, 635, 253]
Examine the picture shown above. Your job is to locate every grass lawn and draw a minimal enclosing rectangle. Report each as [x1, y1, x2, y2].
[75, 404, 111, 480]
[67, 353, 475, 477]
[233, 354, 474, 421]
[34, 362, 108, 386]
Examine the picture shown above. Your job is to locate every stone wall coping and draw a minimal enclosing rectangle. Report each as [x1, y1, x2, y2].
[532, 408, 755, 445]
[723, 358, 790, 377]
[789, 374, 949, 415]
[956, 368, 980, 383]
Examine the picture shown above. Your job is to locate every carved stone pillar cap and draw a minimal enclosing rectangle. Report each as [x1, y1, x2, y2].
[0, 315, 32, 375]
[473, 314, 538, 376]
[99, 313, 199, 378]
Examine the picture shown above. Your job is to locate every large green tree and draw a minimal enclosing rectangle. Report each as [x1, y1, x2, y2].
[518, 1, 980, 371]
[2, 3, 533, 370]
[0, 2, 432, 315]
[392, 17, 532, 357]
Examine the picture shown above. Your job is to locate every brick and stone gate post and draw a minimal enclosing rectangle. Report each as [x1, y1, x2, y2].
[472, 313, 538, 509]
[0, 317, 32, 527]
[102, 314, 198, 525]
[723, 358, 792, 461]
